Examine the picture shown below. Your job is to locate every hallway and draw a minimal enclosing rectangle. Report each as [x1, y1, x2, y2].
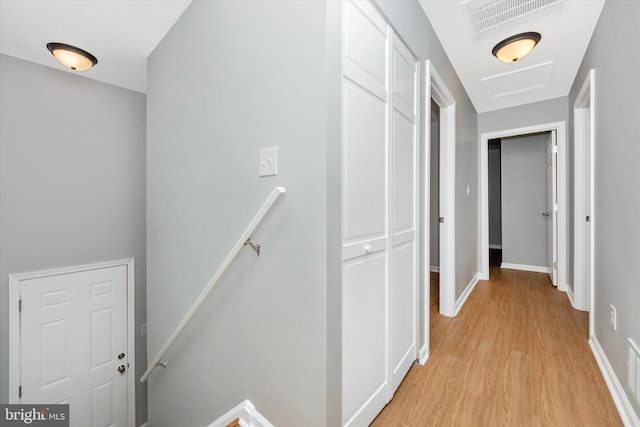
[371, 259, 622, 426]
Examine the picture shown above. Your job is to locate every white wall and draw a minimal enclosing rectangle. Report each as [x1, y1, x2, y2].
[569, 0, 640, 420]
[500, 134, 549, 268]
[0, 54, 147, 424]
[146, 2, 329, 426]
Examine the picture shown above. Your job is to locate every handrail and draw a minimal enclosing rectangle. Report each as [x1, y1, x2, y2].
[140, 187, 286, 382]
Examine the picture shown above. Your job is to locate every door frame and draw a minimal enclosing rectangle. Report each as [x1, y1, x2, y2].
[8, 258, 136, 426]
[420, 60, 456, 363]
[479, 121, 567, 293]
[573, 69, 596, 322]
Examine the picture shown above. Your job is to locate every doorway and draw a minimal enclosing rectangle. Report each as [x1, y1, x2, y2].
[420, 61, 456, 364]
[479, 122, 567, 292]
[573, 69, 595, 322]
[9, 259, 136, 427]
[490, 132, 556, 277]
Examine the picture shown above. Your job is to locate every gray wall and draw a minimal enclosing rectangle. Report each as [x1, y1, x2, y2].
[0, 54, 147, 425]
[146, 1, 329, 426]
[488, 143, 502, 248]
[478, 96, 569, 134]
[569, 0, 640, 419]
[376, 0, 479, 306]
[430, 102, 440, 269]
[500, 134, 549, 268]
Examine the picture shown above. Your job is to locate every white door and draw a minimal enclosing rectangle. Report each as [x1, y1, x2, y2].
[550, 130, 558, 285]
[389, 34, 418, 395]
[342, 2, 418, 425]
[341, 1, 389, 425]
[584, 113, 592, 310]
[18, 265, 129, 427]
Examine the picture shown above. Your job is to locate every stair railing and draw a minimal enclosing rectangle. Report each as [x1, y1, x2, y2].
[140, 186, 286, 382]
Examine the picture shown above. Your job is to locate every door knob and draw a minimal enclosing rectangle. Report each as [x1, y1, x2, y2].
[117, 365, 126, 374]
[542, 212, 550, 216]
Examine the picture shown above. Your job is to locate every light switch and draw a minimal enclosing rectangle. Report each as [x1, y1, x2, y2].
[259, 147, 278, 177]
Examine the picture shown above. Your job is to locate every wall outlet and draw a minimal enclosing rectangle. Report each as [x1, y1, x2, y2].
[610, 305, 617, 331]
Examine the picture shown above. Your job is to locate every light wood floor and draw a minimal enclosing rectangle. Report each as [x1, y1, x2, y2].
[371, 255, 622, 426]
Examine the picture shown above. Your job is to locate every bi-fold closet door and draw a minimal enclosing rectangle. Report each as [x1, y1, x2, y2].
[341, 1, 419, 426]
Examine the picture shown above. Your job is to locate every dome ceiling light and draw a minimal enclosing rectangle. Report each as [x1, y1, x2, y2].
[46, 42, 98, 71]
[492, 32, 542, 63]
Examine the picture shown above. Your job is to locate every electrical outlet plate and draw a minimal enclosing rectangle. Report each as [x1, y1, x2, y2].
[610, 305, 617, 331]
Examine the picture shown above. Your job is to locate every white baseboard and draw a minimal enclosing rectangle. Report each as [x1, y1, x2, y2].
[139, 424, 148, 427]
[418, 344, 429, 365]
[500, 263, 550, 274]
[488, 244, 502, 249]
[589, 335, 640, 427]
[454, 273, 479, 316]
[430, 265, 440, 273]
[208, 400, 273, 427]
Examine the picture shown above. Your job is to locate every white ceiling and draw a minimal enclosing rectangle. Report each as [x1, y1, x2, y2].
[419, 0, 605, 113]
[0, 0, 192, 93]
[0, 0, 604, 108]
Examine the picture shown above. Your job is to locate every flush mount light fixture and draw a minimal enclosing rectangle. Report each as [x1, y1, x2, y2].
[492, 32, 541, 63]
[46, 42, 98, 71]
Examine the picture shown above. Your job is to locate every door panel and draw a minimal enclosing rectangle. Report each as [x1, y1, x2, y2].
[342, 253, 388, 427]
[342, 2, 389, 426]
[390, 241, 416, 392]
[20, 265, 128, 427]
[343, 78, 387, 247]
[389, 35, 417, 396]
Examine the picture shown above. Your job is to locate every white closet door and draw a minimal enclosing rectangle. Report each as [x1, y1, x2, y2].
[389, 35, 418, 395]
[341, 1, 389, 426]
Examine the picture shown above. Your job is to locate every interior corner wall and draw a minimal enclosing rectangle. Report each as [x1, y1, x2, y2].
[0, 54, 147, 424]
[145, 1, 329, 426]
[569, 0, 640, 419]
[374, 0, 479, 308]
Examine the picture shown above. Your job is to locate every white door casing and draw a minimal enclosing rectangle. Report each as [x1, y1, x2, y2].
[573, 69, 596, 318]
[425, 61, 456, 318]
[9, 259, 135, 427]
[479, 122, 567, 292]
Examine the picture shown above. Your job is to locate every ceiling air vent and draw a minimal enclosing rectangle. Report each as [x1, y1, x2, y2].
[463, 0, 563, 41]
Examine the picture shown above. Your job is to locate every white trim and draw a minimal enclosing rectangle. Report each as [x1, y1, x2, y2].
[429, 265, 440, 273]
[500, 263, 550, 274]
[454, 273, 479, 315]
[589, 335, 640, 427]
[208, 400, 274, 427]
[425, 60, 456, 319]
[479, 122, 567, 291]
[418, 345, 429, 365]
[488, 244, 502, 250]
[139, 424, 149, 427]
[573, 69, 596, 320]
[566, 283, 575, 308]
[9, 259, 136, 426]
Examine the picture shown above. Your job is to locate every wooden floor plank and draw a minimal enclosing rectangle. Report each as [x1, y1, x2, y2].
[371, 262, 622, 427]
